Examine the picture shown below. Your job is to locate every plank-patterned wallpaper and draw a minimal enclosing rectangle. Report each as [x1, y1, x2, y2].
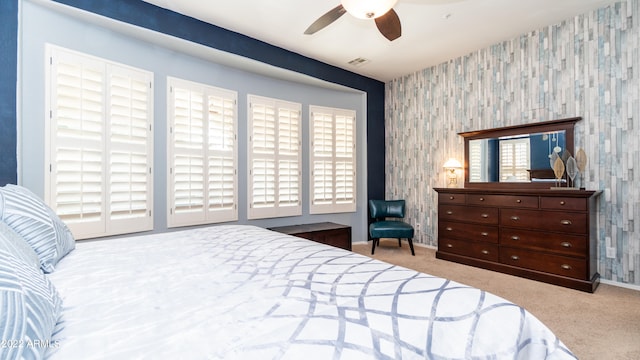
[385, 0, 639, 286]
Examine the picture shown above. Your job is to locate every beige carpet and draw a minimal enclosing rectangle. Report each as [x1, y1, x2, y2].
[352, 240, 640, 360]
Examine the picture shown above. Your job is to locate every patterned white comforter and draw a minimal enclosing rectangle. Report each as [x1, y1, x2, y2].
[46, 225, 575, 359]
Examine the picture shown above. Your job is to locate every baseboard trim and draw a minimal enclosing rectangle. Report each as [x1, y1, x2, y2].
[599, 278, 640, 292]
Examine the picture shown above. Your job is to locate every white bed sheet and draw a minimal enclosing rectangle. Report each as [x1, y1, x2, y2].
[46, 225, 575, 359]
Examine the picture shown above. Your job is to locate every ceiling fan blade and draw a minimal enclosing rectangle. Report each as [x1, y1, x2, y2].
[304, 5, 347, 35]
[375, 9, 402, 41]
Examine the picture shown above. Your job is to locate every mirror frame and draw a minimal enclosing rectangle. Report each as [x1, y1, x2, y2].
[459, 117, 582, 189]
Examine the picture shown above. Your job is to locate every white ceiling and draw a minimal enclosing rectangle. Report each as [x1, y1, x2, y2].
[141, 0, 619, 82]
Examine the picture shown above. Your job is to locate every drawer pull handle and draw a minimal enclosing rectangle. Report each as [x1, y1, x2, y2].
[446, 243, 453, 248]
[561, 264, 572, 270]
[560, 220, 572, 225]
[480, 232, 489, 236]
[516, 199, 522, 203]
[481, 214, 489, 218]
[511, 236, 520, 241]
[479, 197, 484, 201]
[511, 255, 519, 261]
[510, 216, 520, 221]
[560, 201, 566, 205]
[481, 250, 489, 255]
[449, 196, 455, 200]
[446, 227, 453, 231]
[560, 242, 572, 248]
[446, 211, 453, 215]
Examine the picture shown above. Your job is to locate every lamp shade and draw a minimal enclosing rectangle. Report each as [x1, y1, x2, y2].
[443, 158, 462, 169]
[341, 0, 399, 19]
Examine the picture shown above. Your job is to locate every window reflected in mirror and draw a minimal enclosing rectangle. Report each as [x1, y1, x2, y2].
[468, 130, 566, 183]
[460, 117, 580, 189]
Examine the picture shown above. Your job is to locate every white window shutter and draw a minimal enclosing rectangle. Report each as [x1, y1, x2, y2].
[170, 87, 206, 224]
[207, 94, 236, 219]
[167, 78, 237, 227]
[277, 107, 300, 208]
[47, 45, 153, 239]
[469, 140, 485, 182]
[499, 138, 531, 182]
[107, 67, 153, 233]
[309, 106, 356, 214]
[50, 53, 105, 235]
[247, 95, 301, 219]
[249, 102, 277, 212]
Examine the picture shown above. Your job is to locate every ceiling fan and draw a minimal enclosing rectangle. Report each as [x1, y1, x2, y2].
[304, 0, 402, 41]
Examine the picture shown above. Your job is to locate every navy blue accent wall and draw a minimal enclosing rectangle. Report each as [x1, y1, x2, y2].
[0, 0, 386, 200]
[0, 0, 18, 186]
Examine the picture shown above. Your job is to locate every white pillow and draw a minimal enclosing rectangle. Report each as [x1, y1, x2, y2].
[0, 184, 75, 273]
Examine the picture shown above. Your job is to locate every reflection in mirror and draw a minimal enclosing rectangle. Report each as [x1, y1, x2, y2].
[468, 131, 566, 183]
[460, 117, 580, 189]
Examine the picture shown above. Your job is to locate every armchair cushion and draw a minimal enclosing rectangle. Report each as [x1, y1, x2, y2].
[369, 199, 405, 219]
[369, 221, 414, 239]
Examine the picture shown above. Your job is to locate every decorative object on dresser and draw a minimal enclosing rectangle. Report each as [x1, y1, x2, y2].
[436, 117, 601, 292]
[268, 222, 352, 251]
[368, 199, 415, 255]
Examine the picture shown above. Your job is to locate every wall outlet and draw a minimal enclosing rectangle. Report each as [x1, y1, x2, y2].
[415, 223, 420, 231]
[606, 247, 616, 259]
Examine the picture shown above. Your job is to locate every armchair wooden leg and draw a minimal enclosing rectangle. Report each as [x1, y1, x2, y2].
[371, 239, 377, 255]
[408, 238, 415, 256]
[398, 238, 402, 247]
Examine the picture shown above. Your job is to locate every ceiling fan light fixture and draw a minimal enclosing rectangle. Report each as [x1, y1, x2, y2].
[341, 0, 399, 19]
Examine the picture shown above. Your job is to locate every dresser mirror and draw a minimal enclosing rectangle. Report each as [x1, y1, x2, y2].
[459, 117, 581, 189]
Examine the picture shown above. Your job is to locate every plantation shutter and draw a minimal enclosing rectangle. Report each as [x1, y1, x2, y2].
[167, 78, 238, 227]
[250, 102, 276, 211]
[171, 87, 206, 223]
[47, 45, 153, 239]
[335, 113, 355, 205]
[207, 94, 236, 215]
[311, 112, 334, 206]
[108, 68, 152, 227]
[499, 138, 530, 182]
[277, 107, 300, 208]
[309, 106, 356, 214]
[469, 140, 485, 182]
[247, 95, 301, 219]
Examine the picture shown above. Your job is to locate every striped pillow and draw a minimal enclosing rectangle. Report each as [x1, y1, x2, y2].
[0, 185, 75, 273]
[0, 221, 63, 360]
[0, 221, 40, 269]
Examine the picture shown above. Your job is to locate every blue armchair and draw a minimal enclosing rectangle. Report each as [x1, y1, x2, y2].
[368, 200, 415, 256]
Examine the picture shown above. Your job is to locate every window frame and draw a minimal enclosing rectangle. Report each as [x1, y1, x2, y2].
[166, 77, 238, 228]
[45, 44, 154, 239]
[247, 95, 302, 220]
[309, 105, 357, 214]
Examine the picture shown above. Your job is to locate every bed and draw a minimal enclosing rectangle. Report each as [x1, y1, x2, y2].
[0, 185, 576, 359]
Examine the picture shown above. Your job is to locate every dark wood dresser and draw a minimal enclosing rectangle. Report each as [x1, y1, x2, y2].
[269, 222, 352, 251]
[434, 188, 601, 292]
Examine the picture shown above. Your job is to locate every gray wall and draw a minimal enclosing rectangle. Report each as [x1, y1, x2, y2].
[19, 1, 369, 241]
[385, 0, 639, 287]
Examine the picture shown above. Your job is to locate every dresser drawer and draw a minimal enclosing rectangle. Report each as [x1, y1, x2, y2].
[439, 221, 498, 243]
[500, 228, 587, 257]
[540, 197, 587, 211]
[500, 247, 587, 279]
[439, 238, 499, 262]
[467, 194, 538, 208]
[439, 193, 466, 204]
[439, 205, 499, 225]
[500, 209, 587, 234]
